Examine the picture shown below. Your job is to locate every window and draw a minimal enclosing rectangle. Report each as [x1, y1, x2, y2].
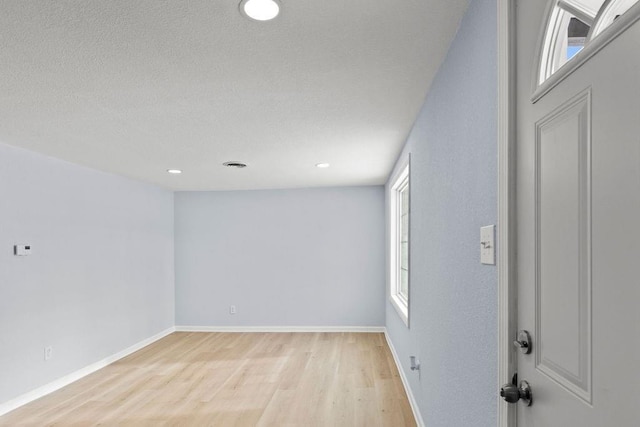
[389, 158, 410, 326]
[539, 1, 602, 85]
[538, 0, 640, 89]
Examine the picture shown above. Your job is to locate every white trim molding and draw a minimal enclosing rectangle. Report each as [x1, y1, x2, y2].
[383, 331, 425, 427]
[0, 327, 176, 417]
[498, 0, 518, 426]
[175, 326, 386, 333]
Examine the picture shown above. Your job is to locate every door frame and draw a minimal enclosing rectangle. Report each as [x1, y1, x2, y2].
[497, 0, 517, 426]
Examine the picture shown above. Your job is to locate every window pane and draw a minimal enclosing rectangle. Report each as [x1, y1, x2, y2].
[401, 185, 409, 213]
[567, 17, 590, 59]
[400, 267, 408, 298]
[400, 184, 409, 241]
[401, 213, 408, 241]
[401, 242, 408, 270]
[399, 183, 409, 300]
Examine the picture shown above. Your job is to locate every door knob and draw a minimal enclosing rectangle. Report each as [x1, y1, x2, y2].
[500, 379, 533, 406]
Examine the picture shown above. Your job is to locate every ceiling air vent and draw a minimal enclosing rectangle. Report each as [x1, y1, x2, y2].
[223, 161, 247, 168]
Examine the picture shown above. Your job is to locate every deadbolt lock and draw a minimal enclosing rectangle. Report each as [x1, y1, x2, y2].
[513, 330, 532, 354]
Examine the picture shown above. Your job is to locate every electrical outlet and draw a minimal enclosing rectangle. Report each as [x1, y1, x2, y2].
[44, 346, 53, 361]
[229, 305, 236, 315]
[410, 355, 420, 371]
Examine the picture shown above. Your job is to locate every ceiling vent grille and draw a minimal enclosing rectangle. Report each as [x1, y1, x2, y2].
[223, 161, 247, 168]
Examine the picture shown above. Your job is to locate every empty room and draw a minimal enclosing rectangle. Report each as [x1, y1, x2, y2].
[2, 0, 639, 426]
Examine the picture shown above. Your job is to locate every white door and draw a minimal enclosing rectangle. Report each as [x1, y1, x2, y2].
[513, 0, 640, 425]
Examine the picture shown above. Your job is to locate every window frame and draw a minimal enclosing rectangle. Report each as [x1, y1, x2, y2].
[588, 0, 639, 39]
[389, 156, 410, 327]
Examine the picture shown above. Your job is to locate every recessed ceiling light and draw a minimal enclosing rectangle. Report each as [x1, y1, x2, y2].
[316, 163, 330, 168]
[240, 0, 280, 21]
[167, 169, 182, 174]
[223, 161, 248, 168]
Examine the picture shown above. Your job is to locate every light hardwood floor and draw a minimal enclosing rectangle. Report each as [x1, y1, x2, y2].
[0, 332, 417, 426]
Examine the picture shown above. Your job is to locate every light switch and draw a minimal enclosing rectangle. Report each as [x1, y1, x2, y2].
[480, 225, 495, 265]
[14, 244, 32, 256]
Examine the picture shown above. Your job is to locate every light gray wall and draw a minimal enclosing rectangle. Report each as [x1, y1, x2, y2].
[0, 143, 175, 405]
[175, 187, 385, 327]
[385, 0, 497, 425]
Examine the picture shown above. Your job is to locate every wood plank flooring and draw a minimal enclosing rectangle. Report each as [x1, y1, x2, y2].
[0, 332, 417, 426]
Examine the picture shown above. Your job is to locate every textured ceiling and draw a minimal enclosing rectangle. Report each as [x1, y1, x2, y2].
[0, 0, 469, 191]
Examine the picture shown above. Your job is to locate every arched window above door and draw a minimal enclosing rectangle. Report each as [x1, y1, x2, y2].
[534, 0, 640, 100]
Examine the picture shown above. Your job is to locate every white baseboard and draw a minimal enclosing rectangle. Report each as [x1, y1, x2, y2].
[384, 330, 425, 427]
[175, 325, 386, 333]
[0, 326, 176, 417]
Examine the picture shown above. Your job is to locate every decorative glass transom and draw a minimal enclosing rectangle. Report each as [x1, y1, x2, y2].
[538, 0, 640, 85]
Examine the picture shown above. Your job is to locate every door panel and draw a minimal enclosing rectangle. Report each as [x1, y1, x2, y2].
[515, 0, 640, 425]
[535, 90, 592, 404]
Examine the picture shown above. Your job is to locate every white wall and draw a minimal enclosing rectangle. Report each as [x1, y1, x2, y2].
[0, 143, 175, 405]
[175, 187, 385, 327]
[385, 0, 498, 425]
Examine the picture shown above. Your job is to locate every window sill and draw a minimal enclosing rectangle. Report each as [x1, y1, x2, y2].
[390, 294, 409, 327]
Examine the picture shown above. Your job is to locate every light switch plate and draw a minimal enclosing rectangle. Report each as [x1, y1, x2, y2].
[480, 225, 495, 265]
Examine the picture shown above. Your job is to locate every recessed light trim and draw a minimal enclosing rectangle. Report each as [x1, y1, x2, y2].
[316, 163, 330, 168]
[167, 169, 182, 174]
[239, 0, 280, 21]
[223, 161, 248, 168]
